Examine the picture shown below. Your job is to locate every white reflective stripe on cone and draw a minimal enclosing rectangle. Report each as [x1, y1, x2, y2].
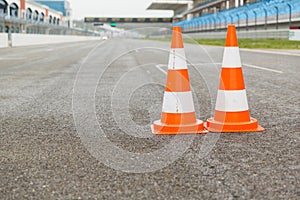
[222, 47, 242, 68]
[162, 91, 195, 113]
[168, 48, 188, 70]
[215, 90, 249, 112]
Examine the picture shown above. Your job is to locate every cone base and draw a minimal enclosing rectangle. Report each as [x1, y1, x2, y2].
[205, 117, 265, 133]
[152, 119, 207, 135]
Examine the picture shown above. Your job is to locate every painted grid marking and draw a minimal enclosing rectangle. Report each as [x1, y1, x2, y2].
[156, 62, 283, 74]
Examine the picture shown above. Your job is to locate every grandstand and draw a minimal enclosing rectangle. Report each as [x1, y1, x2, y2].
[0, 0, 67, 34]
[0, 0, 96, 36]
[33, 0, 71, 17]
[148, 0, 300, 32]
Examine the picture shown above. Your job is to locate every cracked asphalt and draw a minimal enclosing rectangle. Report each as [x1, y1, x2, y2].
[0, 38, 299, 199]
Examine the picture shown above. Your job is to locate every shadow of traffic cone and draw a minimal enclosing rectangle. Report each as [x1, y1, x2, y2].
[152, 26, 207, 135]
[205, 25, 264, 133]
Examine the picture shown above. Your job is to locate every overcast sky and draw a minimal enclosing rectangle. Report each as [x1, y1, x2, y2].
[70, 0, 173, 20]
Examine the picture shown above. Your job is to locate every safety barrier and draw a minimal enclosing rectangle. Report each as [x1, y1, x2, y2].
[11, 34, 101, 47]
[187, 29, 290, 39]
[0, 33, 9, 48]
[289, 30, 300, 41]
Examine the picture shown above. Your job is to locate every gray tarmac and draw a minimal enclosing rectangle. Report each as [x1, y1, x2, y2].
[0, 39, 299, 199]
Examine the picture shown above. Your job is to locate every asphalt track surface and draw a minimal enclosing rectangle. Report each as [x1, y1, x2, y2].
[0, 39, 299, 199]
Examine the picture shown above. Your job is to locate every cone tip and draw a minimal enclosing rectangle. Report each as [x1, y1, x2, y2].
[173, 26, 182, 33]
[227, 24, 236, 29]
[171, 26, 184, 48]
[225, 24, 238, 47]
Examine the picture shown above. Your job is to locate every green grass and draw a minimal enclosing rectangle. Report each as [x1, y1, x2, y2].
[148, 38, 300, 49]
[194, 39, 300, 49]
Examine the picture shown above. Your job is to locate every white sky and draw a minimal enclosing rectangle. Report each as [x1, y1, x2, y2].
[70, 0, 174, 20]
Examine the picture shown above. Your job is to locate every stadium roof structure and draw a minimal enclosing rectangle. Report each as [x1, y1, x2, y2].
[188, 0, 225, 13]
[147, 0, 193, 11]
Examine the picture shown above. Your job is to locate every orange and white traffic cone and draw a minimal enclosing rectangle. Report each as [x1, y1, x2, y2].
[205, 25, 264, 133]
[152, 26, 207, 135]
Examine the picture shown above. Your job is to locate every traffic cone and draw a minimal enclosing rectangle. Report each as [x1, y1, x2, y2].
[152, 26, 207, 135]
[205, 25, 264, 133]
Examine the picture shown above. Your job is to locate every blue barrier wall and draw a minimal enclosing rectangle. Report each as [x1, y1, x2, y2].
[174, 0, 300, 32]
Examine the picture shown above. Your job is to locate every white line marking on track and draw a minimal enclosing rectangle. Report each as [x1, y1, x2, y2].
[188, 63, 221, 66]
[155, 64, 167, 75]
[289, 165, 300, 170]
[243, 64, 283, 74]
[241, 49, 300, 57]
[191, 62, 283, 74]
[156, 62, 283, 74]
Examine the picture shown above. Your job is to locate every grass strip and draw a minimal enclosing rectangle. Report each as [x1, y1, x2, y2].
[148, 38, 300, 49]
[195, 39, 300, 49]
